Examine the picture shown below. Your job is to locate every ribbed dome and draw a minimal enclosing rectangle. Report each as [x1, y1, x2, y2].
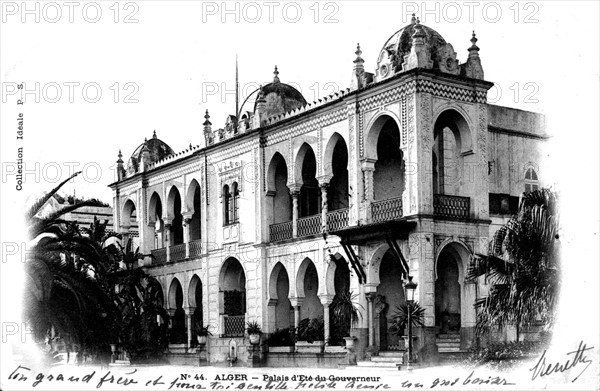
[254, 67, 307, 119]
[376, 18, 449, 79]
[126, 131, 175, 174]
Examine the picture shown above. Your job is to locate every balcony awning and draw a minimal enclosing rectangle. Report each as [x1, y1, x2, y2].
[330, 220, 416, 284]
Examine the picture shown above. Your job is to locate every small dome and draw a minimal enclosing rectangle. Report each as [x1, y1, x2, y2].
[254, 66, 307, 119]
[126, 131, 175, 175]
[376, 18, 448, 79]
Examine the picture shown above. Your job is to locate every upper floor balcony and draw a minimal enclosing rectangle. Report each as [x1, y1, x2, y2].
[150, 238, 203, 265]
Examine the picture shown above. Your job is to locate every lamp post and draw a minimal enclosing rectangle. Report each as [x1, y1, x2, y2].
[404, 276, 417, 370]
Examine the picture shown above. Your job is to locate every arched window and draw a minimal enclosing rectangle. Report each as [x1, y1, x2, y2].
[524, 168, 539, 192]
[232, 182, 240, 223]
[223, 185, 231, 225]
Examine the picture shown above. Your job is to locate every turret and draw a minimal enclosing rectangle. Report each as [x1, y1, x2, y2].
[464, 31, 484, 79]
[203, 110, 213, 146]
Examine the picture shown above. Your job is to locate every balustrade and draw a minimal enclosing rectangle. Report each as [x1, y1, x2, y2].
[327, 208, 349, 231]
[297, 214, 322, 237]
[371, 197, 403, 222]
[433, 194, 470, 219]
[269, 221, 293, 242]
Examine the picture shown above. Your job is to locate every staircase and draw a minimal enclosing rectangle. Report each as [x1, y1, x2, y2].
[437, 333, 468, 363]
[357, 351, 404, 369]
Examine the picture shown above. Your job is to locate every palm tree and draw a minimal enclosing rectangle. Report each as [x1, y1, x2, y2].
[24, 172, 115, 359]
[467, 188, 560, 340]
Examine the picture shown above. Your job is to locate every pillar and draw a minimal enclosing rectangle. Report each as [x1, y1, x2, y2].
[288, 184, 301, 238]
[183, 213, 192, 258]
[319, 295, 334, 345]
[364, 286, 378, 356]
[318, 180, 329, 233]
[185, 307, 194, 349]
[360, 159, 376, 222]
[289, 297, 304, 338]
[164, 218, 172, 262]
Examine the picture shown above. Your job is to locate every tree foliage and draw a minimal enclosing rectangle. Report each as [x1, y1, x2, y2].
[466, 188, 560, 337]
[23, 172, 168, 363]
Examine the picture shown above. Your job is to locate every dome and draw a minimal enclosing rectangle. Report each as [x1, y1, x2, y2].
[126, 131, 175, 174]
[254, 66, 307, 119]
[376, 17, 451, 80]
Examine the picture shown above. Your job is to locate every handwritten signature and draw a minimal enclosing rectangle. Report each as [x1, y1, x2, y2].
[530, 340, 594, 382]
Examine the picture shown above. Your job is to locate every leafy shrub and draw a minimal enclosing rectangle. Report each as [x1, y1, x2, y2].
[297, 317, 324, 343]
[267, 328, 296, 346]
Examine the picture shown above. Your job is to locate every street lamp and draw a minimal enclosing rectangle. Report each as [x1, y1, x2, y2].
[404, 276, 417, 370]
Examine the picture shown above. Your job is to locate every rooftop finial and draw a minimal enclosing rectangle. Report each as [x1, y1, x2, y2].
[117, 149, 123, 163]
[469, 30, 480, 51]
[353, 43, 364, 65]
[411, 13, 416, 24]
[153, 130, 157, 139]
[203, 109, 212, 126]
[416, 17, 420, 24]
[118, 149, 122, 158]
[273, 65, 280, 83]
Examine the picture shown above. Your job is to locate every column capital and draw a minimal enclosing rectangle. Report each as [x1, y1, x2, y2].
[287, 183, 302, 194]
[316, 174, 333, 187]
[364, 283, 379, 294]
[182, 212, 193, 221]
[289, 297, 304, 307]
[163, 218, 173, 227]
[360, 158, 377, 171]
[183, 306, 196, 313]
[365, 292, 378, 302]
[318, 294, 335, 306]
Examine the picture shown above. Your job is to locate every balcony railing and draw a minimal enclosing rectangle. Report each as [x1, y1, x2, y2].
[327, 208, 349, 231]
[170, 243, 186, 262]
[151, 247, 166, 264]
[189, 239, 202, 258]
[371, 196, 403, 222]
[223, 315, 245, 337]
[297, 214, 322, 237]
[434, 194, 470, 219]
[269, 220, 293, 242]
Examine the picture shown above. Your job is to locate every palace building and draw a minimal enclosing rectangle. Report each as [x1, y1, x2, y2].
[109, 17, 547, 367]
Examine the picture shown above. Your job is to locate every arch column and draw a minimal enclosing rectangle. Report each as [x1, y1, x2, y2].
[289, 297, 304, 337]
[182, 213, 193, 258]
[364, 284, 378, 353]
[288, 184, 301, 238]
[164, 219, 172, 262]
[184, 306, 195, 349]
[317, 175, 332, 233]
[266, 298, 278, 334]
[360, 159, 376, 222]
[319, 295, 334, 346]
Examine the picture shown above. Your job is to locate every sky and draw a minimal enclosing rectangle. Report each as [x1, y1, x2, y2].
[1, 1, 599, 387]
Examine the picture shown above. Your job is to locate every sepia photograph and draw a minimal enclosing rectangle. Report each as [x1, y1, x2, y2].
[1, 1, 598, 390]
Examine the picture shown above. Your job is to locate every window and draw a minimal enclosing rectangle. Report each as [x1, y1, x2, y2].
[232, 182, 240, 223]
[524, 168, 539, 192]
[223, 185, 231, 225]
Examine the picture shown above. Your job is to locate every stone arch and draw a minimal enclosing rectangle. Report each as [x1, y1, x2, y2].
[324, 134, 350, 211]
[296, 257, 317, 298]
[434, 240, 472, 283]
[367, 243, 391, 286]
[364, 112, 402, 161]
[269, 262, 289, 301]
[293, 142, 316, 186]
[188, 273, 202, 308]
[434, 240, 473, 334]
[294, 143, 320, 217]
[433, 108, 473, 155]
[185, 179, 201, 214]
[166, 185, 184, 245]
[148, 191, 162, 226]
[268, 262, 292, 330]
[323, 132, 349, 177]
[168, 277, 184, 310]
[219, 257, 247, 319]
[266, 150, 288, 192]
[295, 257, 323, 322]
[121, 198, 137, 228]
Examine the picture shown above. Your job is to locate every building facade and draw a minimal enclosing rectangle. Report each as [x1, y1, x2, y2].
[109, 18, 547, 366]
